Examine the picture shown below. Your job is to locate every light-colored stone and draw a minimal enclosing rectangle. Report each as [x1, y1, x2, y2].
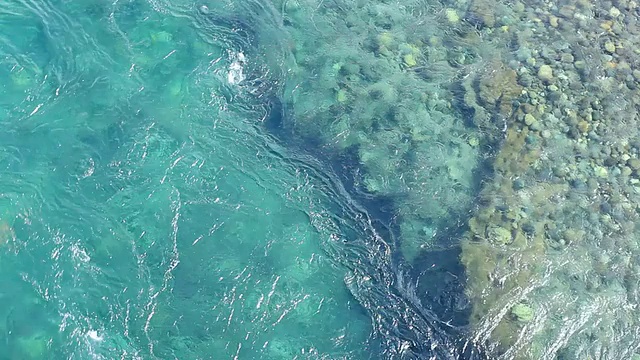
[610, 6, 621, 17]
[524, 114, 537, 126]
[511, 303, 534, 322]
[628, 158, 640, 170]
[538, 64, 553, 82]
[577, 120, 590, 133]
[604, 41, 616, 54]
[594, 165, 608, 178]
[445, 8, 460, 23]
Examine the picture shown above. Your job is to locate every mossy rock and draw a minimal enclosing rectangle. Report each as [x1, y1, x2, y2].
[511, 303, 534, 322]
[10, 69, 36, 89]
[487, 225, 512, 245]
[376, 32, 395, 49]
[336, 88, 348, 103]
[467, 0, 497, 28]
[476, 65, 522, 116]
[403, 53, 417, 67]
[151, 30, 173, 43]
[494, 127, 540, 175]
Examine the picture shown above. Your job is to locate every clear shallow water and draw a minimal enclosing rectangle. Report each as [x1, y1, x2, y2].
[0, 0, 468, 358]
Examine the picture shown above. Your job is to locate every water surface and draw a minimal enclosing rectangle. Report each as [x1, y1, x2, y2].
[0, 0, 473, 358]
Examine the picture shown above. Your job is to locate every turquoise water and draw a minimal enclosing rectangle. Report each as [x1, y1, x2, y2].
[2, 1, 356, 358]
[14, 0, 639, 357]
[0, 0, 471, 358]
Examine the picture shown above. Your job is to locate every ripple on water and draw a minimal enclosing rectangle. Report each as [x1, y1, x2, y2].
[0, 0, 480, 358]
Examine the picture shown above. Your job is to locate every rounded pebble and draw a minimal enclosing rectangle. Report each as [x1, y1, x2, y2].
[538, 64, 553, 82]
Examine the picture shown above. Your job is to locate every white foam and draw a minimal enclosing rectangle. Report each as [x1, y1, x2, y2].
[227, 52, 246, 85]
[87, 330, 104, 342]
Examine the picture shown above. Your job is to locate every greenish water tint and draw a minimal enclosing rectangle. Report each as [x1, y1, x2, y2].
[0, 0, 470, 358]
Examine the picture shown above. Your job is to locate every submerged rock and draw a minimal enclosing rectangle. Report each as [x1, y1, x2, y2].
[510, 303, 534, 322]
[537, 64, 553, 82]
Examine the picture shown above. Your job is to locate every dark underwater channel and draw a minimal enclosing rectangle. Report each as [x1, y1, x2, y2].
[263, 83, 486, 360]
[257, 33, 487, 360]
[215, 92, 481, 358]
[202, 0, 498, 356]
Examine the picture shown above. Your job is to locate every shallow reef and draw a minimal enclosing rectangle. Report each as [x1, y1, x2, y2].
[270, 0, 640, 357]
[275, 0, 497, 264]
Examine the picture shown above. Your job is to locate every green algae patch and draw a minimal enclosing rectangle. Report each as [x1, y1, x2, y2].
[403, 53, 417, 67]
[376, 32, 395, 50]
[336, 88, 348, 103]
[511, 303, 534, 322]
[445, 9, 460, 23]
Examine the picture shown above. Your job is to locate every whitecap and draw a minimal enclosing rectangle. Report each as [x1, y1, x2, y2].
[227, 52, 246, 85]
